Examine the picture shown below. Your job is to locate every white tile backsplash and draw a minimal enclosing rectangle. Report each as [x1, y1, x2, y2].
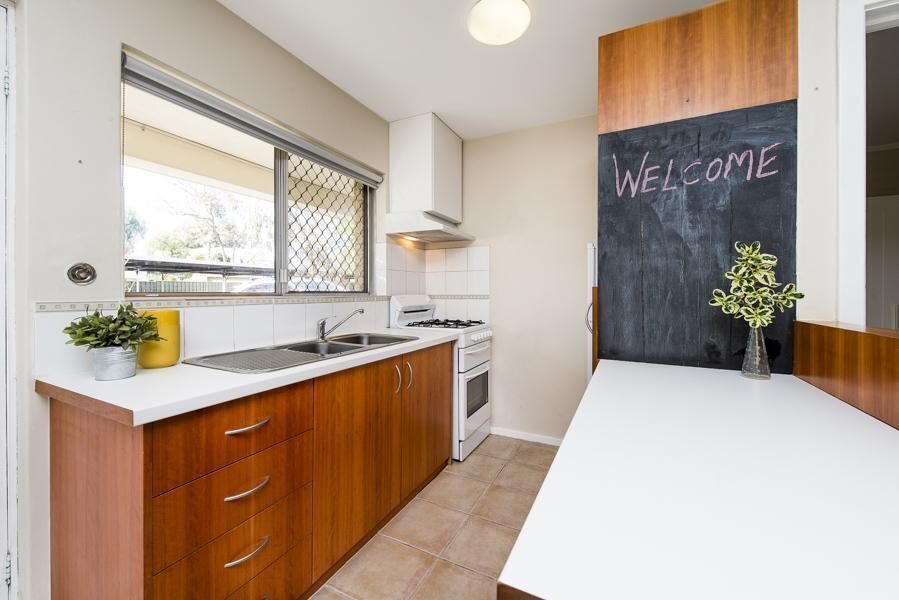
[425, 249, 446, 272]
[33, 300, 393, 377]
[445, 248, 468, 272]
[234, 305, 275, 350]
[425, 272, 446, 295]
[388, 242, 406, 271]
[185, 306, 235, 357]
[434, 299, 447, 320]
[273, 303, 307, 344]
[33, 311, 93, 376]
[445, 271, 468, 295]
[467, 270, 490, 295]
[467, 299, 491, 322]
[389, 270, 407, 295]
[405, 271, 424, 294]
[467, 246, 490, 271]
[445, 299, 468, 320]
[407, 248, 425, 273]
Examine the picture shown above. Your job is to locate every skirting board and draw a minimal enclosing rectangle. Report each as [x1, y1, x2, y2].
[490, 426, 562, 447]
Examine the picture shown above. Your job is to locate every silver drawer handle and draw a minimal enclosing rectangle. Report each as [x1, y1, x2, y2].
[224, 475, 271, 503]
[223, 535, 270, 569]
[405, 361, 413, 390]
[225, 416, 271, 436]
[394, 364, 402, 394]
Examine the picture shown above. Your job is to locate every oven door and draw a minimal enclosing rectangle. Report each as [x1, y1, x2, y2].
[459, 361, 490, 439]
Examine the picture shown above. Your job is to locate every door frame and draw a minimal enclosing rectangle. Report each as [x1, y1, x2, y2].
[837, 0, 899, 324]
[0, 1, 15, 598]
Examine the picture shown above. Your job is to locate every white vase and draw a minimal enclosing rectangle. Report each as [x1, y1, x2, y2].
[92, 347, 137, 381]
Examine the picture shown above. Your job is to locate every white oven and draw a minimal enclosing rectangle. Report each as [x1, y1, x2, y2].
[457, 339, 491, 457]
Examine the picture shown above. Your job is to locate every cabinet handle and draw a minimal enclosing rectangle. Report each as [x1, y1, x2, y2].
[405, 361, 413, 390]
[585, 302, 594, 334]
[394, 364, 402, 394]
[224, 475, 271, 503]
[224, 535, 270, 569]
[225, 416, 271, 436]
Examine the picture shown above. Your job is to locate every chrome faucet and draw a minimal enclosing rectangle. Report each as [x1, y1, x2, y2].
[317, 308, 365, 340]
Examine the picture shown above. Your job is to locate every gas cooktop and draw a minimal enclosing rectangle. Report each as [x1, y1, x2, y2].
[405, 318, 486, 329]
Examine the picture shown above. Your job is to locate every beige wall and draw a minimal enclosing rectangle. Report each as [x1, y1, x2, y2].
[462, 116, 597, 440]
[14, 0, 388, 596]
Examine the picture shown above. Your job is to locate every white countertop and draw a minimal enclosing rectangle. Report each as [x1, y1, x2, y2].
[35, 328, 458, 426]
[499, 360, 899, 600]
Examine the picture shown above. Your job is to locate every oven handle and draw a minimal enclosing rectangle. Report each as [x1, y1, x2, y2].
[462, 343, 491, 357]
[461, 361, 490, 381]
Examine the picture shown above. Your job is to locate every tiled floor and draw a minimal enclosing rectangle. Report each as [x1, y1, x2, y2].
[313, 435, 557, 600]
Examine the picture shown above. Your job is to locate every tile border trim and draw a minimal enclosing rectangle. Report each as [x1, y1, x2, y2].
[34, 295, 391, 312]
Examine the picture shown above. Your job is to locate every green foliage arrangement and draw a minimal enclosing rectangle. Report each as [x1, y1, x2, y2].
[63, 303, 162, 352]
[709, 241, 804, 329]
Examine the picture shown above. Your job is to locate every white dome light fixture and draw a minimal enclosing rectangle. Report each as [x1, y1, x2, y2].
[467, 0, 531, 46]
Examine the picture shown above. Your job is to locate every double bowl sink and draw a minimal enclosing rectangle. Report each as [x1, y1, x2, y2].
[183, 332, 419, 374]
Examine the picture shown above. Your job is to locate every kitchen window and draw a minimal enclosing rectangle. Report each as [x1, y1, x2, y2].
[121, 53, 380, 296]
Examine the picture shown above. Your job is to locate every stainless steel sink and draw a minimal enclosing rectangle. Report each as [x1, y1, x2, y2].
[183, 332, 419, 373]
[329, 333, 418, 346]
[284, 340, 365, 355]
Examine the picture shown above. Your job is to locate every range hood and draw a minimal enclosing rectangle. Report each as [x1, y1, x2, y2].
[385, 211, 475, 243]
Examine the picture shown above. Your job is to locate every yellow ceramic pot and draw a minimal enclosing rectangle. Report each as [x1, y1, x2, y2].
[138, 309, 180, 368]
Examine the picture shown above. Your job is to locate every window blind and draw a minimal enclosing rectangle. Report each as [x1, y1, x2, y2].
[121, 52, 383, 188]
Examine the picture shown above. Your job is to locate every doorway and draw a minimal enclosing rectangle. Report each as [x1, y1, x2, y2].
[866, 21, 899, 329]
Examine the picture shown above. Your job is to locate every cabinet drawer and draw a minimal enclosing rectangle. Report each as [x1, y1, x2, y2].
[151, 483, 312, 600]
[226, 536, 312, 600]
[152, 381, 313, 495]
[151, 432, 313, 573]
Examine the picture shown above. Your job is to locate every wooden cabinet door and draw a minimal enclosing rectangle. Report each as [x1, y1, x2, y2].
[312, 358, 402, 579]
[401, 343, 454, 498]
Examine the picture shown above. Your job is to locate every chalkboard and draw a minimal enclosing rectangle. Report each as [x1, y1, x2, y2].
[597, 101, 797, 373]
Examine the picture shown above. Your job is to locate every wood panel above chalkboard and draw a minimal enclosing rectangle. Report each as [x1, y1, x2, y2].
[597, 100, 797, 373]
[597, 0, 798, 134]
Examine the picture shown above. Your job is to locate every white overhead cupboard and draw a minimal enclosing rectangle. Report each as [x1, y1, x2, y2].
[388, 113, 463, 224]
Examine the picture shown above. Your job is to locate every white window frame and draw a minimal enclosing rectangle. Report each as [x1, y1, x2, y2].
[837, 0, 899, 324]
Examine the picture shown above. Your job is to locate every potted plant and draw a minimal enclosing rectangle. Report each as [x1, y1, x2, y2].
[708, 241, 804, 379]
[63, 304, 163, 381]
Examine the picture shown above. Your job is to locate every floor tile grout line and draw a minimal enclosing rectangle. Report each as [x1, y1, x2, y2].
[403, 552, 440, 600]
[319, 585, 357, 600]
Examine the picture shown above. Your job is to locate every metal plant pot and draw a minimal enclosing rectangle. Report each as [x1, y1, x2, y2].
[92, 347, 137, 381]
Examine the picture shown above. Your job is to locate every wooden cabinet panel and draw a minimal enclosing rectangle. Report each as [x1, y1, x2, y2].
[597, 0, 797, 134]
[151, 432, 312, 573]
[225, 537, 312, 600]
[151, 381, 313, 495]
[50, 399, 148, 600]
[401, 343, 454, 498]
[151, 484, 312, 600]
[312, 358, 403, 579]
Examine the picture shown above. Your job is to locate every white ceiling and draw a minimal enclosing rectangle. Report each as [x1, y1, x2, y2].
[217, 0, 705, 139]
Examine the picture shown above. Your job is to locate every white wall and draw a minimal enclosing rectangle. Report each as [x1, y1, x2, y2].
[797, 0, 840, 322]
[866, 196, 899, 328]
[461, 116, 597, 441]
[14, 0, 389, 596]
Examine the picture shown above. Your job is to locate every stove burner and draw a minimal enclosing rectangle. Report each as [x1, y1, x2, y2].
[406, 319, 485, 329]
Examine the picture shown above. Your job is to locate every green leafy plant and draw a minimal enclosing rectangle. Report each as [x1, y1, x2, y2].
[709, 241, 804, 329]
[63, 303, 163, 352]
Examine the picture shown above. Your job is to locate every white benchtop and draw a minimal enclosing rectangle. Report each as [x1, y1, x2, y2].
[34, 328, 458, 426]
[499, 360, 899, 600]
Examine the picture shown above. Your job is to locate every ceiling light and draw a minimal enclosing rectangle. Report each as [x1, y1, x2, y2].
[467, 0, 531, 46]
